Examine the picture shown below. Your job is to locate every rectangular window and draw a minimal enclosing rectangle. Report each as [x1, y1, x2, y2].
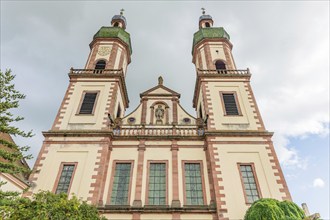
[110, 163, 132, 205]
[79, 92, 97, 114]
[222, 93, 239, 115]
[55, 164, 75, 194]
[184, 163, 204, 205]
[148, 163, 166, 205]
[239, 164, 261, 204]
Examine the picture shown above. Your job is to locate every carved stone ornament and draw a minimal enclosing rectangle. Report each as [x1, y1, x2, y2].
[114, 117, 122, 127]
[155, 105, 164, 120]
[97, 46, 111, 56]
[196, 118, 204, 127]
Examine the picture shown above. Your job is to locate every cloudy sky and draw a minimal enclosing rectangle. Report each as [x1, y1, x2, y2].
[1, 1, 329, 217]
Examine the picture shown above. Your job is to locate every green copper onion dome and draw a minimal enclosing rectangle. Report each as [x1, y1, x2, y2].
[93, 27, 132, 54]
[192, 27, 230, 54]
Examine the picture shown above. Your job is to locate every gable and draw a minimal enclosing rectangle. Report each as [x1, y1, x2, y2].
[140, 85, 180, 98]
[148, 88, 173, 95]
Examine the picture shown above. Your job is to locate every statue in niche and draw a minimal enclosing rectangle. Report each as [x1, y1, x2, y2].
[155, 105, 164, 124]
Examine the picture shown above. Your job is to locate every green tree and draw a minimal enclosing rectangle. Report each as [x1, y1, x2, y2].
[0, 69, 32, 175]
[244, 198, 306, 220]
[0, 191, 107, 220]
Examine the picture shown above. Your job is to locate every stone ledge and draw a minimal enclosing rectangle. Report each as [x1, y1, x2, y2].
[98, 205, 216, 213]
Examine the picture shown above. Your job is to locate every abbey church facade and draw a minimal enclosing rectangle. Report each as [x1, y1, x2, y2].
[29, 12, 291, 220]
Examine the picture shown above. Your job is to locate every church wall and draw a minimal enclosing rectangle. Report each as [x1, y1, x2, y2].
[85, 39, 130, 71]
[102, 147, 139, 206]
[112, 140, 140, 145]
[178, 148, 211, 205]
[181, 214, 213, 220]
[212, 139, 287, 219]
[205, 80, 260, 130]
[177, 104, 195, 125]
[140, 214, 173, 220]
[122, 104, 142, 125]
[102, 213, 132, 219]
[31, 143, 101, 201]
[122, 56, 128, 76]
[113, 46, 122, 69]
[200, 46, 207, 69]
[209, 43, 226, 63]
[94, 44, 114, 63]
[142, 147, 172, 206]
[196, 86, 205, 118]
[58, 81, 116, 130]
[210, 42, 236, 70]
[113, 81, 125, 118]
[177, 141, 204, 145]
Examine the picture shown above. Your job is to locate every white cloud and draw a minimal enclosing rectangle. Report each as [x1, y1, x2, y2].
[273, 133, 309, 170]
[252, 5, 330, 169]
[313, 178, 325, 188]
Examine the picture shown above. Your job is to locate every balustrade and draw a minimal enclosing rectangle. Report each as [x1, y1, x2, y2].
[69, 68, 124, 75]
[113, 126, 201, 136]
[197, 68, 250, 76]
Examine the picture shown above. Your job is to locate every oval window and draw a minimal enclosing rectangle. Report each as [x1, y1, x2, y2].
[183, 118, 191, 124]
[127, 117, 136, 124]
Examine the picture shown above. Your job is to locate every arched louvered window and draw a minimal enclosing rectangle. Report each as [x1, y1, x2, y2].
[114, 22, 119, 27]
[205, 22, 210, 27]
[215, 60, 226, 70]
[95, 60, 106, 70]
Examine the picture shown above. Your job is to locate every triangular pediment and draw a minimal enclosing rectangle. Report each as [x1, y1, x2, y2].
[140, 84, 180, 98]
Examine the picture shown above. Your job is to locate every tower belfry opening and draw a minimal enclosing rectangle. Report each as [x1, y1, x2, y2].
[28, 10, 292, 220]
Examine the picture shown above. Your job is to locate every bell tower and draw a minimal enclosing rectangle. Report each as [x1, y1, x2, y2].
[50, 10, 132, 132]
[192, 9, 292, 219]
[29, 11, 133, 206]
[85, 9, 132, 77]
[192, 9, 236, 73]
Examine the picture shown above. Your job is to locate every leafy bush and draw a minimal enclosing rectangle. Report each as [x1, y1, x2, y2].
[0, 191, 106, 220]
[244, 198, 306, 220]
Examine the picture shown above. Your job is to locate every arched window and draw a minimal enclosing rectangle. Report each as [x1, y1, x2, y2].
[95, 60, 106, 70]
[205, 22, 210, 27]
[114, 22, 119, 27]
[215, 60, 226, 72]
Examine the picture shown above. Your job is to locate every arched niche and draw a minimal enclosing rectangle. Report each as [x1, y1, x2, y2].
[150, 101, 169, 125]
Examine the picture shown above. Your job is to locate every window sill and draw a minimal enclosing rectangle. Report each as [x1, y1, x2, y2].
[223, 114, 243, 117]
[75, 113, 95, 116]
[99, 205, 216, 212]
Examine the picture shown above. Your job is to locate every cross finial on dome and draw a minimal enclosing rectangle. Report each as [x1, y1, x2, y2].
[201, 7, 206, 15]
[120, 8, 124, 15]
[158, 76, 163, 85]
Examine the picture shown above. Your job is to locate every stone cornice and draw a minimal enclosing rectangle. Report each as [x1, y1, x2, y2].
[204, 130, 273, 137]
[43, 129, 273, 139]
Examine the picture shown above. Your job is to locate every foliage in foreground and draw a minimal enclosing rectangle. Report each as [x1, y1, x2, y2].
[0, 69, 32, 175]
[0, 191, 106, 220]
[244, 198, 306, 220]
